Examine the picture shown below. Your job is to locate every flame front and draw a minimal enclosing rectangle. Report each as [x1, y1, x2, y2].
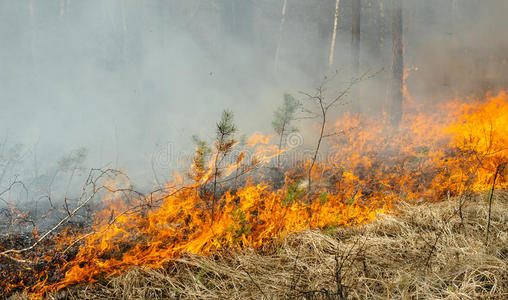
[4, 91, 507, 298]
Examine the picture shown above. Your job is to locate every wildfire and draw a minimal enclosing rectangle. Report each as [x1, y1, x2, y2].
[2, 91, 507, 298]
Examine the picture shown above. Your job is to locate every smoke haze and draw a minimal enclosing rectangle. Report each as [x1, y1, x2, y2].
[1, 0, 507, 196]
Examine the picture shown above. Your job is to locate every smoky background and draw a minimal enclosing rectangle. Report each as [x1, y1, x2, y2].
[1, 0, 507, 228]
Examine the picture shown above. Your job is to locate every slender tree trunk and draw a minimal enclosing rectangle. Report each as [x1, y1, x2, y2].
[274, 0, 288, 71]
[485, 163, 506, 245]
[351, 0, 361, 75]
[276, 121, 286, 166]
[328, 0, 340, 68]
[211, 151, 220, 221]
[307, 102, 326, 199]
[391, 0, 404, 127]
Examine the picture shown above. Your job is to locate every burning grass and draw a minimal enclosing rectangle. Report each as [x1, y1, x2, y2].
[10, 191, 508, 299]
[1, 90, 507, 299]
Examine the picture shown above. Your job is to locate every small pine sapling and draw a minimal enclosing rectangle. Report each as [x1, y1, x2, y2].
[272, 93, 300, 166]
[211, 110, 237, 218]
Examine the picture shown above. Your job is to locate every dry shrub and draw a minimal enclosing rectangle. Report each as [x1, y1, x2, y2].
[11, 192, 507, 300]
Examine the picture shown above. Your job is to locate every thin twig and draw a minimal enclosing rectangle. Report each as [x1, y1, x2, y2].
[486, 162, 506, 246]
[241, 266, 268, 299]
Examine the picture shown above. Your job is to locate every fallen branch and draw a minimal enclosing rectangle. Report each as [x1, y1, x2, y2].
[0, 168, 121, 263]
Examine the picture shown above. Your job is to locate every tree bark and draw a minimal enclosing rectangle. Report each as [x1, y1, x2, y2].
[351, 0, 361, 75]
[328, 0, 340, 68]
[391, 0, 404, 127]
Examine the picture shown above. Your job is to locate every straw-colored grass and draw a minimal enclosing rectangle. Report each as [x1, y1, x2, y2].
[11, 192, 508, 299]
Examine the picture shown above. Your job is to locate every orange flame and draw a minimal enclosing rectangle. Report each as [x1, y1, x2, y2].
[4, 91, 508, 298]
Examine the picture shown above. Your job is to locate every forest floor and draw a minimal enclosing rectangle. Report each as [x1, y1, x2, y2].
[11, 191, 508, 300]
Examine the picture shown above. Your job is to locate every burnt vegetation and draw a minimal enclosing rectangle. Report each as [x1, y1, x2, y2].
[1, 1, 508, 299]
[1, 78, 507, 299]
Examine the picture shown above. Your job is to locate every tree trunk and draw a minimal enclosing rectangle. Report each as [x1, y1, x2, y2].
[274, 0, 288, 71]
[351, 0, 361, 75]
[391, 0, 404, 127]
[328, 0, 340, 68]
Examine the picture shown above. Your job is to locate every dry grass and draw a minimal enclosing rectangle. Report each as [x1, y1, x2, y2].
[11, 192, 508, 299]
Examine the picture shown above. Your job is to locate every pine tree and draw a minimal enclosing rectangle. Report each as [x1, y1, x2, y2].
[211, 110, 237, 218]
